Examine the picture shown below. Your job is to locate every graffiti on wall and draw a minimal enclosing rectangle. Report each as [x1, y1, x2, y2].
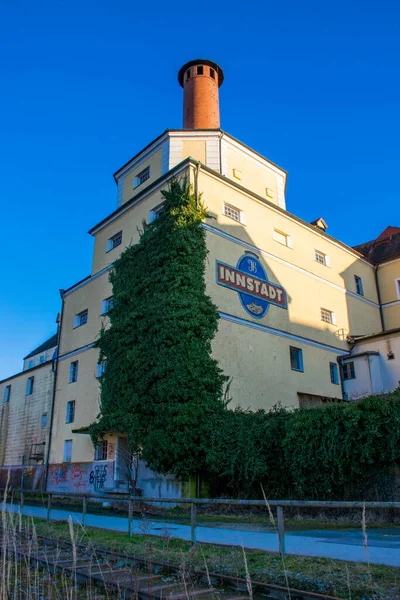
[47, 462, 113, 495]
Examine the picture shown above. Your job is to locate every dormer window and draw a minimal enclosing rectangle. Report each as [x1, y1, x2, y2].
[134, 166, 150, 188]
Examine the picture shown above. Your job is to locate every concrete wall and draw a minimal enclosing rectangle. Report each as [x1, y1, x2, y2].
[47, 461, 114, 495]
[0, 363, 54, 467]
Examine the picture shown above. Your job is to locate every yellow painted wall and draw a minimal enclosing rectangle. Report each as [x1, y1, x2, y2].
[122, 148, 163, 205]
[377, 259, 400, 304]
[60, 272, 112, 356]
[50, 347, 101, 464]
[182, 140, 206, 164]
[226, 146, 279, 206]
[91, 188, 167, 275]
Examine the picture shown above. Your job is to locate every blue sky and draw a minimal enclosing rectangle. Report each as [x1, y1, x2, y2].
[0, 0, 399, 379]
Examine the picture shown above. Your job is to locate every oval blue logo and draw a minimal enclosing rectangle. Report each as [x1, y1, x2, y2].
[236, 254, 269, 319]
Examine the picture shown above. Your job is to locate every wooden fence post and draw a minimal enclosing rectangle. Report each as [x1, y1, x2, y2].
[190, 502, 197, 546]
[128, 499, 133, 536]
[47, 494, 52, 523]
[82, 496, 87, 527]
[277, 505, 285, 557]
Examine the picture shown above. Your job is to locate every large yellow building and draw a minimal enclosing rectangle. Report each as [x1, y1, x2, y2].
[1, 59, 398, 495]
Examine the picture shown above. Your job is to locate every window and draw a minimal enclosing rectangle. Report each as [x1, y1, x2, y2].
[134, 166, 150, 188]
[106, 231, 122, 252]
[66, 400, 75, 424]
[41, 414, 47, 427]
[63, 440, 72, 462]
[97, 361, 106, 378]
[223, 203, 245, 224]
[342, 362, 356, 380]
[94, 440, 108, 461]
[354, 275, 364, 296]
[396, 278, 400, 299]
[4, 385, 11, 403]
[321, 308, 336, 325]
[315, 250, 329, 266]
[290, 347, 304, 372]
[273, 229, 292, 248]
[74, 310, 88, 328]
[28, 359, 34, 369]
[102, 297, 114, 314]
[148, 203, 165, 224]
[39, 355, 45, 364]
[186, 68, 191, 80]
[210, 68, 215, 79]
[330, 362, 339, 385]
[26, 377, 34, 396]
[69, 361, 78, 383]
[197, 65, 203, 75]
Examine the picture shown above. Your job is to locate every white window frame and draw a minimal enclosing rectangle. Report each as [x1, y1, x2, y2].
[321, 308, 336, 325]
[106, 231, 122, 252]
[134, 166, 150, 188]
[26, 377, 34, 396]
[69, 361, 78, 383]
[223, 202, 246, 225]
[354, 275, 364, 296]
[66, 400, 75, 424]
[74, 310, 88, 328]
[4, 385, 11, 403]
[102, 297, 114, 314]
[290, 346, 304, 372]
[63, 440, 72, 463]
[329, 362, 339, 385]
[148, 203, 165, 224]
[94, 440, 108, 461]
[273, 229, 293, 248]
[315, 250, 330, 267]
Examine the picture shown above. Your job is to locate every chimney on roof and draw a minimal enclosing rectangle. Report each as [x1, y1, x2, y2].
[178, 59, 224, 129]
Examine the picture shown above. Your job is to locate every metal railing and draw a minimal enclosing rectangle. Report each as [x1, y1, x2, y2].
[5, 490, 400, 557]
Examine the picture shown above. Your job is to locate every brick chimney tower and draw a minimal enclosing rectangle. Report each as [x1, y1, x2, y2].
[178, 59, 224, 129]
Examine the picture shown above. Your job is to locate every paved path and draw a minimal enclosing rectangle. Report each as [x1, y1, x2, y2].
[6, 503, 400, 567]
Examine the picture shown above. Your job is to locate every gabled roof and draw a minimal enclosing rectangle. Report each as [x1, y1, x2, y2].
[24, 333, 58, 360]
[353, 226, 400, 264]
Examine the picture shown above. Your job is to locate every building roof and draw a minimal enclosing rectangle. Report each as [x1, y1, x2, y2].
[23, 333, 58, 360]
[353, 226, 400, 264]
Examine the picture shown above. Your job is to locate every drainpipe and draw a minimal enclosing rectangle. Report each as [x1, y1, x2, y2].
[43, 289, 65, 491]
[374, 265, 385, 332]
[194, 162, 200, 209]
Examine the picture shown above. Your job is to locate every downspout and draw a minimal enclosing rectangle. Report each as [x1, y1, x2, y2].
[194, 162, 200, 209]
[43, 289, 65, 491]
[374, 265, 385, 332]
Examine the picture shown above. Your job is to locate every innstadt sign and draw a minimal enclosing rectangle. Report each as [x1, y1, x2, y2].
[216, 254, 287, 319]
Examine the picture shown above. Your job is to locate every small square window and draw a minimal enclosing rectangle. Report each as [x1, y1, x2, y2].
[94, 440, 108, 461]
[273, 229, 292, 248]
[330, 362, 339, 385]
[197, 65, 203, 75]
[134, 166, 150, 188]
[315, 250, 328, 266]
[97, 361, 106, 378]
[4, 385, 11, 403]
[39, 355, 45, 364]
[342, 362, 356, 380]
[107, 231, 122, 252]
[63, 440, 72, 463]
[148, 203, 165, 224]
[102, 297, 114, 314]
[321, 308, 335, 324]
[74, 310, 88, 328]
[354, 275, 364, 296]
[223, 203, 243, 223]
[66, 400, 75, 424]
[26, 377, 34, 396]
[290, 347, 304, 372]
[28, 359, 34, 369]
[41, 414, 47, 427]
[69, 361, 78, 383]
